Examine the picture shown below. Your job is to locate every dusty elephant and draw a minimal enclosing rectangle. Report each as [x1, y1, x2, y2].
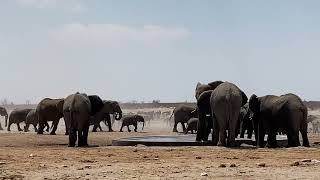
[120, 115, 145, 132]
[0, 106, 8, 130]
[90, 100, 123, 132]
[37, 98, 65, 135]
[169, 105, 198, 132]
[249, 93, 309, 148]
[184, 118, 198, 134]
[24, 109, 50, 132]
[7, 108, 33, 131]
[209, 82, 247, 147]
[63, 93, 104, 147]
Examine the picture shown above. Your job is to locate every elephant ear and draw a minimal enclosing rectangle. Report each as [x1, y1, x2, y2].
[88, 95, 104, 115]
[240, 90, 248, 106]
[56, 99, 65, 114]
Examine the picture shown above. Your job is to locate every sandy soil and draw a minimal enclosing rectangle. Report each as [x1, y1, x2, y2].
[0, 110, 320, 180]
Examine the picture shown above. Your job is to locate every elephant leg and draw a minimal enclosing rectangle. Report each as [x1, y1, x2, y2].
[0, 123, 3, 130]
[301, 130, 310, 147]
[92, 124, 98, 132]
[247, 123, 253, 139]
[83, 126, 90, 146]
[78, 130, 84, 147]
[196, 112, 206, 141]
[120, 124, 124, 132]
[228, 118, 239, 147]
[127, 126, 131, 132]
[173, 122, 178, 132]
[68, 128, 77, 147]
[7, 122, 12, 131]
[37, 117, 45, 134]
[106, 118, 113, 132]
[258, 126, 266, 148]
[17, 123, 23, 131]
[212, 115, 219, 146]
[64, 120, 69, 135]
[240, 122, 245, 138]
[50, 120, 59, 135]
[98, 124, 103, 132]
[134, 122, 138, 132]
[181, 122, 186, 133]
[45, 122, 50, 132]
[33, 123, 38, 132]
[266, 130, 278, 148]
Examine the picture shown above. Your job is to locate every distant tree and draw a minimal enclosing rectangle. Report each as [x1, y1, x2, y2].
[26, 100, 31, 105]
[152, 100, 160, 104]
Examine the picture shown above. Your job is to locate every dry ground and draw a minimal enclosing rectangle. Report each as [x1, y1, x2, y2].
[0, 129, 319, 180]
[0, 109, 320, 180]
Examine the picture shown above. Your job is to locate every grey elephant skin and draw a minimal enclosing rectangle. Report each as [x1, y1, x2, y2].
[63, 93, 104, 147]
[169, 105, 197, 132]
[90, 100, 123, 132]
[0, 106, 8, 130]
[37, 98, 65, 135]
[24, 109, 50, 132]
[210, 82, 247, 147]
[120, 115, 145, 132]
[7, 108, 33, 131]
[249, 93, 309, 148]
[239, 103, 253, 139]
[184, 118, 198, 134]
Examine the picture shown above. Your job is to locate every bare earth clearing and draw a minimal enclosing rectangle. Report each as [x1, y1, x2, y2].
[0, 109, 320, 179]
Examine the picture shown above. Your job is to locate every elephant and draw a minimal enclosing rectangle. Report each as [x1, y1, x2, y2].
[90, 100, 123, 132]
[249, 93, 310, 148]
[0, 106, 8, 130]
[195, 81, 224, 141]
[37, 98, 65, 135]
[184, 118, 198, 134]
[120, 115, 145, 132]
[24, 109, 50, 132]
[210, 82, 247, 147]
[63, 93, 104, 147]
[7, 108, 33, 131]
[239, 103, 253, 139]
[169, 105, 198, 132]
[195, 81, 248, 143]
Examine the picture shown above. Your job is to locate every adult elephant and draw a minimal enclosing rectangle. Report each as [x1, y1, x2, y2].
[249, 93, 310, 148]
[0, 106, 8, 130]
[24, 109, 50, 132]
[120, 115, 145, 132]
[195, 81, 224, 141]
[210, 82, 247, 147]
[63, 93, 104, 147]
[90, 100, 123, 132]
[169, 105, 198, 132]
[239, 103, 253, 139]
[37, 98, 65, 135]
[7, 108, 33, 131]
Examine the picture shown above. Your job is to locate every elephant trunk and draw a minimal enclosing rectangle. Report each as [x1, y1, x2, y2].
[115, 112, 122, 120]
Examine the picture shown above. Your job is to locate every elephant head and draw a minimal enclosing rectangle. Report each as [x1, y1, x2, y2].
[88, 95, 105, 115]
[195, 81, 224, 100]
[249, 94, 260, 115]
[102, 100, 123, 120]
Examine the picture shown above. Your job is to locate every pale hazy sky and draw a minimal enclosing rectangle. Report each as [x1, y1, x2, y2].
[1, 0, 320, 104]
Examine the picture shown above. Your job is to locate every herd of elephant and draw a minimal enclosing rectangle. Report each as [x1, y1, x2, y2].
[0, 93, 146, 147]
[171, 81, 311, 148]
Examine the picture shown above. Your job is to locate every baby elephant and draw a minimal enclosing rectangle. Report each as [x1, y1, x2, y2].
[24, 109, 50, 132]
[120, 115, 145, 132]
[184, 118, 198, 134]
